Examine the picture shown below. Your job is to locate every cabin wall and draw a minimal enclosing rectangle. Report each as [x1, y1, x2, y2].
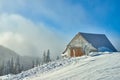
[62, 48, 71, 58]
[69, 34, 97, 55]
[62, 33, 97, 58]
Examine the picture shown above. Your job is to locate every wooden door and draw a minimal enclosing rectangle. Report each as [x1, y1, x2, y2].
[70, 48, 84, 57]
[75, 48, 84, 57]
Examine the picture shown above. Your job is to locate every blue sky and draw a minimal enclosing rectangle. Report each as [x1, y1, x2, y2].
[0, 0, 119, 56]
[12, 0, 120, 36]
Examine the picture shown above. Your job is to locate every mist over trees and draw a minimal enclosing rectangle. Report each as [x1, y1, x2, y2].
[43, 49, 51, 63]
[0, 57, 22, 76]
[0, 49, 60, 76]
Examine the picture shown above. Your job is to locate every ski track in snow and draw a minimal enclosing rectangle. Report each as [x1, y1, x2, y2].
[0, 52, 120, 80]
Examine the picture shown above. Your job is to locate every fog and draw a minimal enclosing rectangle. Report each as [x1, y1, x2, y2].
[0, 14, 67, 58]
[0, 0, 119, 59]
[0, 13, 119, 60]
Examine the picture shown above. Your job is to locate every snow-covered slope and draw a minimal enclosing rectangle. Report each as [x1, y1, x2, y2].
[1, 52, 120, 80]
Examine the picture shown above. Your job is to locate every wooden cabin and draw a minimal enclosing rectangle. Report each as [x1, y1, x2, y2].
[62, 32, 117, 58]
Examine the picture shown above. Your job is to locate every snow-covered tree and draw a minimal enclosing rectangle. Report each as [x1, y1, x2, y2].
[0, 61, 4, 76]
[43, 51, 46, 63]
[42, 50, 51, 64]
[46, 49, 51, 63]
[36, 58, 40, 66]
[56, 56, 60, 60]
[32, 60, 35, 68]
[14, 57, 21, 74]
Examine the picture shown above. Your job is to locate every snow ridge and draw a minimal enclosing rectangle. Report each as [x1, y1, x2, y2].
[1, 56, 88, 80]
[1, 52, 120, 80]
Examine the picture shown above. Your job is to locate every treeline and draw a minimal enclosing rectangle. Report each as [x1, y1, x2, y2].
[0, 49, 60, 76]
[32, 49, 51, 67]
[0, 57, 22, 76]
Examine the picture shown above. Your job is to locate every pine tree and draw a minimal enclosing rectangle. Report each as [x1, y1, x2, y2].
[32, 60, 35, 68]
[43, 51, 46, 63]
[46, 49, 51, 63]
[0, 61, 4, 76]
[7, 59, 11, 74]
[0, 67, 1, 75]
[10, 57, 14, 73]
[56, 56, 60, 60]
[21, 64, 24, 71]
[36, 58, 40, 66]
[15, 56, 21, 74]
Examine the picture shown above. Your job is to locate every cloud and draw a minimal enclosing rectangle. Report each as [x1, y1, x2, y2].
[0, 13, 66, 58]
[0, 0, 119, 53]
[0, 32, 24, 44]
[0, 0, 92, 30]
[0, 0, 106, 35]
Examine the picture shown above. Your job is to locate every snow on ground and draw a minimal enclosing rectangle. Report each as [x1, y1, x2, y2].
[1, 52, 120, 80]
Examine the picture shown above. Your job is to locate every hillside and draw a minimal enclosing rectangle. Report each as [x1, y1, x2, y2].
[0, 45, 41, 76]
[1, 52, 120, 80]
[0, 45, 19, 64]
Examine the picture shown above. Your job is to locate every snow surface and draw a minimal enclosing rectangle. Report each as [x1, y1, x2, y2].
[1, 52, 120, 80]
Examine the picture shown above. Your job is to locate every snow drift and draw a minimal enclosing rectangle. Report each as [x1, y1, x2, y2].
[1, 52, 120, 80]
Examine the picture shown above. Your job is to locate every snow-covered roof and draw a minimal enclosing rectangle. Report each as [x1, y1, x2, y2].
[79, 32, 117, 52]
